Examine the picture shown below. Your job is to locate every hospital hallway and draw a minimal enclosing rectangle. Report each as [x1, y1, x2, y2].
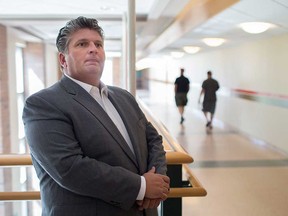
[138, 88, 288, 216]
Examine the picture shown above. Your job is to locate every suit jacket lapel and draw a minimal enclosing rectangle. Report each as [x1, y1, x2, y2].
[107, 89, 142, 168]
[59, 77, 138, 167]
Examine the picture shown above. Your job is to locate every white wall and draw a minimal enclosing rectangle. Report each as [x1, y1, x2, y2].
[147, 33, 288, 154]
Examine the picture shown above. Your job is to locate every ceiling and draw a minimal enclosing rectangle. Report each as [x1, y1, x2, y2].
[0, 0, 288, 60]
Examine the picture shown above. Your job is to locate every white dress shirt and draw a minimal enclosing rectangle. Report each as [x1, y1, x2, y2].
[64, 74, 145, 200]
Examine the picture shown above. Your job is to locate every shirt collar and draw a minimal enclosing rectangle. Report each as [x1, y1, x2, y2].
[64, 73, 108, 96]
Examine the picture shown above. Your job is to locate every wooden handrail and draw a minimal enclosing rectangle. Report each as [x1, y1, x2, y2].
[0, 152, 192, 166]
[166, 151, 193, 164]
[167, 164, 207, 197]
[0, 192, 41, 201]
[0, 154, 32, 166]
[0, 184, 206, 201]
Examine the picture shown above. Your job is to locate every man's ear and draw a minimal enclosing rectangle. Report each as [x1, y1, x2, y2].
[58, 52, 67, 69]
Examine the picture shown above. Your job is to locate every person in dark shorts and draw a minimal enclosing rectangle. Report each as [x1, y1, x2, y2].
[174, 68, 190, 124]
[199, 71, 220, 129]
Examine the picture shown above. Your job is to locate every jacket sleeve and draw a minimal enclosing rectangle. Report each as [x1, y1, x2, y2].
[145, 120, 167, 175]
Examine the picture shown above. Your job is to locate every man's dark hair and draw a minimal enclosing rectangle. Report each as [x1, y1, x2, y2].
[207, 71, 212, 76]
[56, 16, 105, 53]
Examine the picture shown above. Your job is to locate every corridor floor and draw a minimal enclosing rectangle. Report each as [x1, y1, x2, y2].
[139, 92, 288, 216]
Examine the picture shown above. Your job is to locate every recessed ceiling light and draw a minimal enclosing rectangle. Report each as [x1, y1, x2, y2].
[202, 38, 225, 47]
[100, 6, 115, 11]
[240, 22, 272, 34]
[170, 51, 184, 58]
[183, 46, 201, 54]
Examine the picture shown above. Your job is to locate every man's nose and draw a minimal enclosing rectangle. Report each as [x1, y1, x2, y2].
[88, 42, 98, 52]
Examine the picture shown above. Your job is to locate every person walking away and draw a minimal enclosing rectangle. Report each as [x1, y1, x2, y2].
[174, 68, 190, 124]
[199, 71, 220, 129]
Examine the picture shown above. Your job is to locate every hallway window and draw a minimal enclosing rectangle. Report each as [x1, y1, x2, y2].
[15, 46, 25, 151]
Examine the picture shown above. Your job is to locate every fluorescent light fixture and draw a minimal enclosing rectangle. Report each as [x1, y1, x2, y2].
[170, 51, 184, 58]
[240, 22, 272, 34]
[183, 46, 200, 54]
[202, 38, 225, 47]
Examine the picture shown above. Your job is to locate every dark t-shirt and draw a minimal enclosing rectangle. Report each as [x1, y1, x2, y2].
[174, 75, 190, 93]
[202, 78, 219, 102]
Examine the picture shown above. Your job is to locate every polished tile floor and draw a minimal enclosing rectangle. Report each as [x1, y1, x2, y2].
[139, 90, 288, 216]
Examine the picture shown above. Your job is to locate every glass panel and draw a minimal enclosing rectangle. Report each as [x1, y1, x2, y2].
[17, 95, 25, 140]
[0, 166, 40, 216]
[0, 201, 42, 216]
[0, 167, 39, 191]
[15, 47, 24, 94]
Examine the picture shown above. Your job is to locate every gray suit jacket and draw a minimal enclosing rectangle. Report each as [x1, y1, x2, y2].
[23, 76, 167, 216]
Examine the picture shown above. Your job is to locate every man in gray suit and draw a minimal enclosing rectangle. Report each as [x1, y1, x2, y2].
[22, 16, 170, 216]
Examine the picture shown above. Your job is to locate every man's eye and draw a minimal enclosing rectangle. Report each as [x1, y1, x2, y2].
[78, 42, 87, 47]
[95, 43, 103, 48]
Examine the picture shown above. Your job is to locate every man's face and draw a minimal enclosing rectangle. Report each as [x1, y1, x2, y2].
[59, 28, 106, 86]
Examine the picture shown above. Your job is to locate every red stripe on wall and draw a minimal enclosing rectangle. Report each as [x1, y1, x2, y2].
[233, 89, 288, 100]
